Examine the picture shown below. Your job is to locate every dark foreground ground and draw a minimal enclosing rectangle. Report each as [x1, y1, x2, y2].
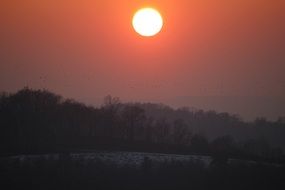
[1, 152, 285, 190]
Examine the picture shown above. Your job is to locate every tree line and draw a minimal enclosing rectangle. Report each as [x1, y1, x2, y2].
[0, 87, 284, 162]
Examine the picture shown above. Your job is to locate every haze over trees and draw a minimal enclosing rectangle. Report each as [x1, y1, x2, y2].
[0, 87, 284, 163]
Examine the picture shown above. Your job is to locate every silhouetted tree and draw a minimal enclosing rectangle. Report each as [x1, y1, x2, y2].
[172, 119, 192, 145]
[101, 95, 121, 139]
[122, 105, 145, 142]
[190, 134, 209, 154]
[153, 118, 170, 144]
[144, 117, 154, 143]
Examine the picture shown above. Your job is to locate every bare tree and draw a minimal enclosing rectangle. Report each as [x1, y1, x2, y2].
[122, 105, 145, 142]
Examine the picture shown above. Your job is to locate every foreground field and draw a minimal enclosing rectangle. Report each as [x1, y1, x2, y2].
[3, 151, 212, 168]
[1, 151, 285, 190]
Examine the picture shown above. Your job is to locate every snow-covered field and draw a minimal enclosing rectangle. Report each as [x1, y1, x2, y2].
[2, 151, 212, 168]
[2, 151, 281, 168]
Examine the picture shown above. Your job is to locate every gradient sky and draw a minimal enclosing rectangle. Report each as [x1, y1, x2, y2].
[1, 0, 285, 120]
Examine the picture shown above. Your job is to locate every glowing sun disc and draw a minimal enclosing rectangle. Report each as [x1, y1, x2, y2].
[132, 8, 163, 37]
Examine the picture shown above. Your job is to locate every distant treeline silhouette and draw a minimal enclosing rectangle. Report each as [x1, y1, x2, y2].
[1, 87, 284, 162]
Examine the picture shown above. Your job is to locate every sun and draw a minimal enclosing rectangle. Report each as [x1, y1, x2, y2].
[132, 8, 163, 37]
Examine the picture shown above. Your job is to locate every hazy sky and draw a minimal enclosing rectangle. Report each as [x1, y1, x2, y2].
[1, 0, 285, 120]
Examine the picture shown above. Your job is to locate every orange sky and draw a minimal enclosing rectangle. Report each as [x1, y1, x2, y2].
[1, 0, 285, 120]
